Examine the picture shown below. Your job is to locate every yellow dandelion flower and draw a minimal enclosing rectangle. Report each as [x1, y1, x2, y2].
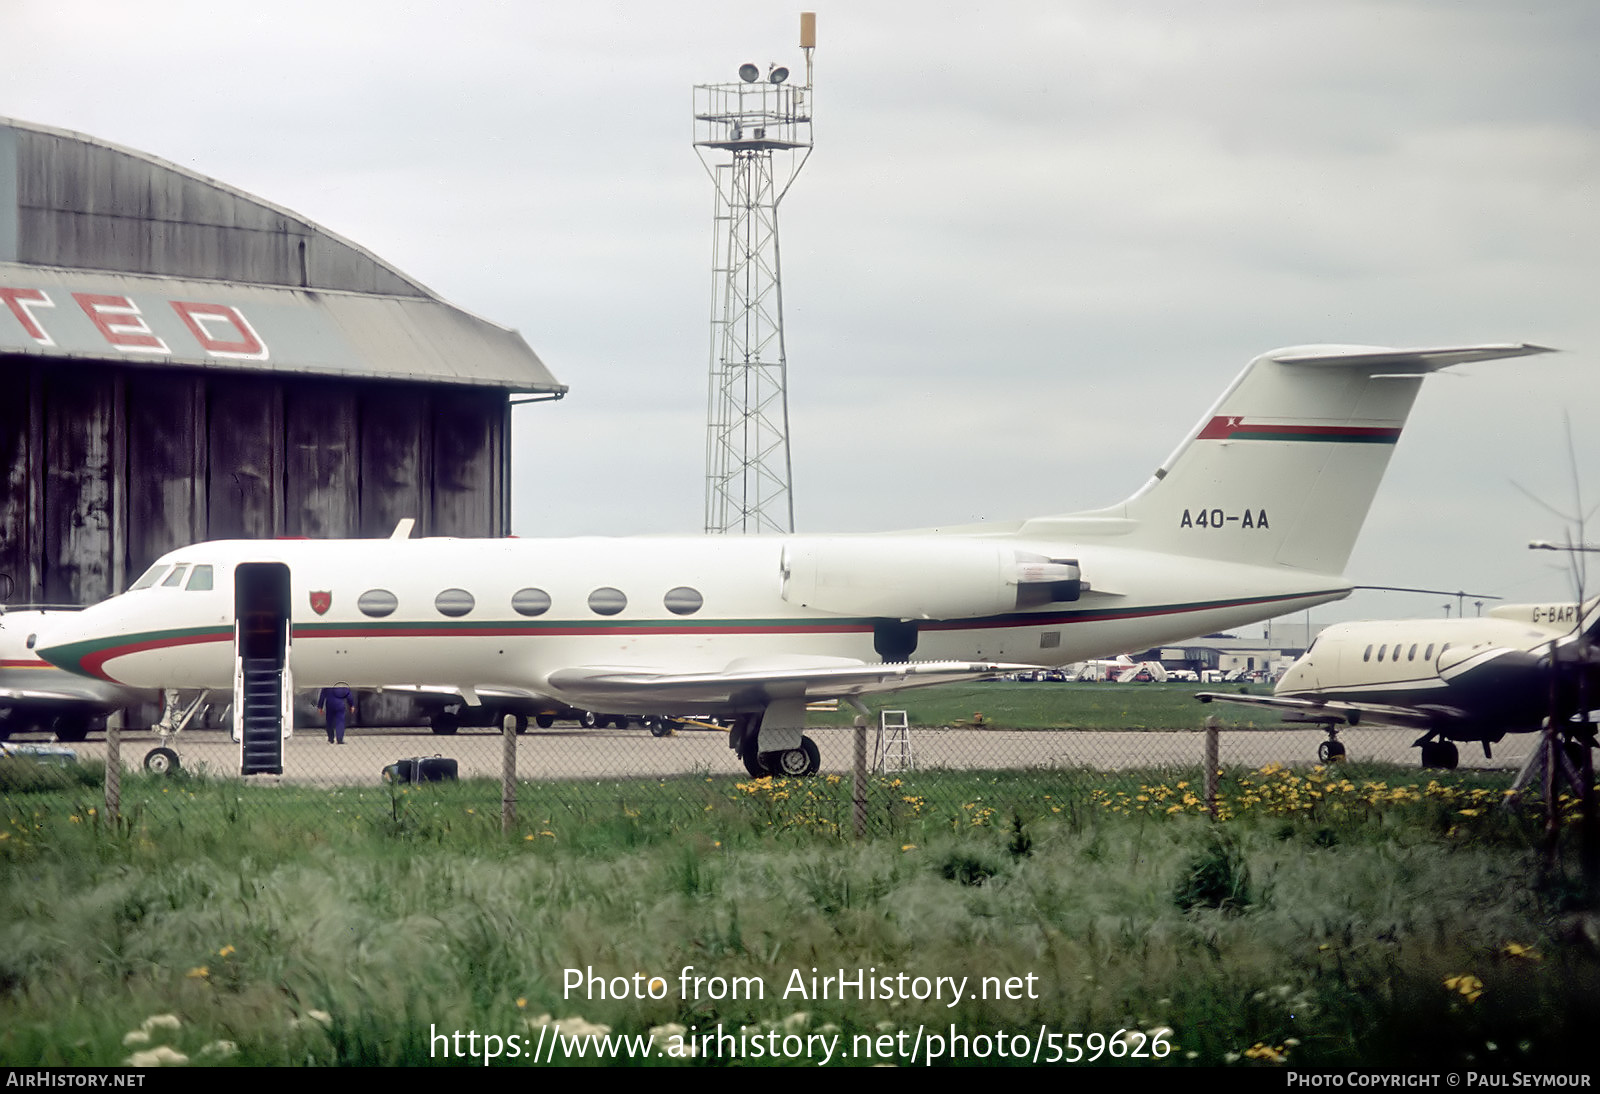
[186, 966, 209, 979]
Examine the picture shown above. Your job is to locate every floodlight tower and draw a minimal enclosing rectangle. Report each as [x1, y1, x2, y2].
[695, 13, 816, 534]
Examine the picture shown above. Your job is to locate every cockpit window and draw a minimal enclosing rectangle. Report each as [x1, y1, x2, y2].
[129, 564, 169, 591]
[186, 565, 214, 591]
[161, 565, 190, 588]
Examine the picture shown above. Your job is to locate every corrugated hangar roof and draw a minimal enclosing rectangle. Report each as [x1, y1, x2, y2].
[0, 117, 564, 395]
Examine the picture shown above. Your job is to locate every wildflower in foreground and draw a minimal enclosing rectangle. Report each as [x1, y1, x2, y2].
[1503, 942, 1542, 961]
[1244, 1041, 1288, 1063]
[653, 1022, 698, 1058]
[523, 1014, 612, 1039]
[125, 1046, 188, 1067]
[1444, 975, 1484, 1003]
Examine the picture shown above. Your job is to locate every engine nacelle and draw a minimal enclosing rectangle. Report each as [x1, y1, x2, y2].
[779, 537, 1081, 620]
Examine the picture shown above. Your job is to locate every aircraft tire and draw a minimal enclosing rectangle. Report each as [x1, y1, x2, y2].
[579, 711, 601, 729]
[1317, 740, 1346, 764]
[737, 733, 768, 777]
[144, 747, 180, 775]
[609, 716, 631, 730]
[54, 716, 90, 743]
[1420, 741, 1459, 770]
[766, 736, 821, 778]
[430, 712, 460, 736]
[535, 713, 555, 729]
[647, 718, 674, 738]
[511, 713, 528, 735]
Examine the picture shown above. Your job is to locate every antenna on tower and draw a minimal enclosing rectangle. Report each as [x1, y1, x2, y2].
[693, 13, 815, 534]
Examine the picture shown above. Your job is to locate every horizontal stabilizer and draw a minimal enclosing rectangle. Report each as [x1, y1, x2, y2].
[1196, 690, 1439, 730]
[1269, 343, 1552, 371]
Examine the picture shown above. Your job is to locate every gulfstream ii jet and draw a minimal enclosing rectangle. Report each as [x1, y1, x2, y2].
[34, 343, 1549, 777]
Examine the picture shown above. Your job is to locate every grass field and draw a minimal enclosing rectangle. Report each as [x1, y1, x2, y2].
[3, 751, 1597, 1069]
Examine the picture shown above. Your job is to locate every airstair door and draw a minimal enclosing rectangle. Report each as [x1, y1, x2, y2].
[233, 563, 293, 776]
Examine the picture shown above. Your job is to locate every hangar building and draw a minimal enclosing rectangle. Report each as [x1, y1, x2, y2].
[0, 116, 564, 609]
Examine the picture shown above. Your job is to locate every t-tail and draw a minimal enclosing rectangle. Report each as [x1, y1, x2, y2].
[1028, 344, 1552, 574]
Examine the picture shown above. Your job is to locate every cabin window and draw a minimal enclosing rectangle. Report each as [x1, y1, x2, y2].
[1408, 643, 1417, 661]
[1376, 644, 1386, 661]
[1440, 643, 1450, 654]
[186, 565, 213, 591]
[129, 564, 169, 591]
[161, 565, 190, 588]
[1424, 643, 1434, 660]
[588, 587, 627, 616]
[663, 586, 703, 616]
[435, 589, 475, 618]
[512, 588, 551, 617]
[358, 589, 399, 618]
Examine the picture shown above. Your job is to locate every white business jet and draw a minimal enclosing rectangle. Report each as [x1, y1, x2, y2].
[33, 343, 1548, 777]
[1198, 597, 1599, 769]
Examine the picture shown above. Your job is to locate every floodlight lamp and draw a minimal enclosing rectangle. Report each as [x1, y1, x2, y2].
[739, 63, 760, 82]
[769, 65, 789, 84]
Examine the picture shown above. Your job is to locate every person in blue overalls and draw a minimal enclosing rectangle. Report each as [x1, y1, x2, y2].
[318, 683, 355, 744]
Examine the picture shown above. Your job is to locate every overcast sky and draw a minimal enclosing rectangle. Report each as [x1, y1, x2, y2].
[9, 1, 1599, 627]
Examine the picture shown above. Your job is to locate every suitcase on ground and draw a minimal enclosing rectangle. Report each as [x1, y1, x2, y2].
[382, 754, 458, 783]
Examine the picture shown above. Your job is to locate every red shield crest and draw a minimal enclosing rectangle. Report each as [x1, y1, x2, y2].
[310, 590, 332, 615]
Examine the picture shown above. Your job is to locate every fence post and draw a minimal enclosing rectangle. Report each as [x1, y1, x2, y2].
[104, 709, 121, 824]
[502, 714, 517, 835]
[1204, 715, 1220, 819]
[853, 715, 868, 840]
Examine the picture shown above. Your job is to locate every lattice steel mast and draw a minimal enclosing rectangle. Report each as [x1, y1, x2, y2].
[694, 14, 815, 534]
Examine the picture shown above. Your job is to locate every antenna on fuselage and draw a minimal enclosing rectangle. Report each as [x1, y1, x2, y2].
[390, 519, 416, 540]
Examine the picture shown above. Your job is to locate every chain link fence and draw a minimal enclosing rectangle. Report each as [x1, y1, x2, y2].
[2, 681, 1556, 843]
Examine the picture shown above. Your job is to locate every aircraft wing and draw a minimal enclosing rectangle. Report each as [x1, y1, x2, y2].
[380, 683, 547, 700]
[1196, 691, 1442, 730]
[0, 685, 118, 705]
[544, 657, 1029, 712]
[377, 683, 556, 707]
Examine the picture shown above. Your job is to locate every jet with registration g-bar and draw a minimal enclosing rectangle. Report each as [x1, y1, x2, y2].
[1, 607, 155, 741]
[33, 343, 1550, 777]
[1198, 597, 1600, 769]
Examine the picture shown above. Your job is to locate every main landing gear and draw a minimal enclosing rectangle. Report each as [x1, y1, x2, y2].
[1415, 736, 1461, 770]
[1283, 713, 1348, 764]
[1316, 727, 1347, 765]
[730, 712, 821, 778]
